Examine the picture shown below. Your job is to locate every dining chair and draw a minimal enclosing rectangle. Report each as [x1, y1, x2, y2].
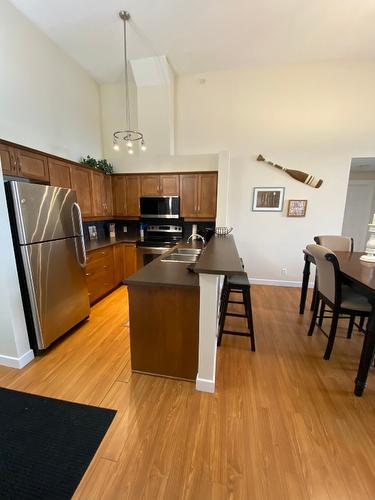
[312, 235, 366, 332]
[306, 244, 371, 360]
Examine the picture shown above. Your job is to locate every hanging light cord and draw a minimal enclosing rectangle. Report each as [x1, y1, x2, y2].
[122, 14, 131, 132]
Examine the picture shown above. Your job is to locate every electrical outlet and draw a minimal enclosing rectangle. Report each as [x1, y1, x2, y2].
[281, 267, 287, 276]
[123, 226, 127, 233]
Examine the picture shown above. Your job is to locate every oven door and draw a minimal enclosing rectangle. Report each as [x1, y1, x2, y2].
[136, 246, 171, 268]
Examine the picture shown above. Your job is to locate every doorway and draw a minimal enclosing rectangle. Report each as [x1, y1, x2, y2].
[342, 158, 375, 251]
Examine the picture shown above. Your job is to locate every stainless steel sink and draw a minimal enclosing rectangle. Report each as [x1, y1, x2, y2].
[161, 253, 199, 263]
[173, 248, 202, 255]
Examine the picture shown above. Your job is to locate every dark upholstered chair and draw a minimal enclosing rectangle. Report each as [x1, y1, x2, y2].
[306, 244, 371, 360]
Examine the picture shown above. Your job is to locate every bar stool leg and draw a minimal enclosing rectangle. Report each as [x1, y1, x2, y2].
[244, 287, 255, 352]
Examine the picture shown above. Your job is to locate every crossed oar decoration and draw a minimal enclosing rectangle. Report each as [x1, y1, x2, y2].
[257, 154, 323, 189]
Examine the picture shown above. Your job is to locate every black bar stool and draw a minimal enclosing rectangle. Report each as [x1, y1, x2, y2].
[217, 272, 255, 351]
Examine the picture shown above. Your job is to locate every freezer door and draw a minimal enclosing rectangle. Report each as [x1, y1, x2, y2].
[21, 237, 90, 349]
[10, 181, 79, 244]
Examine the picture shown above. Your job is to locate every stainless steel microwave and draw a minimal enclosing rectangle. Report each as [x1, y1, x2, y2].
[140, 196, 180, 219]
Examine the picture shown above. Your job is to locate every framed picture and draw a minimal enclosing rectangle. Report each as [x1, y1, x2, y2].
[287, 199, 307, 217]
[252, 187, 285, 212]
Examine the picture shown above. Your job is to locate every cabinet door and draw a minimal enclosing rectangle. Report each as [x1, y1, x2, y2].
[0, 143, 16, 176]
[48, 158, 72, 188]
[16, 148, 49, 182]
[113, 244, 125, 285]
[197, 173, 217, 218]
[141, 175, 160, 196]
[124, 243, 137, 277]
[104, 175, 113, 217]
[180, 174, 198, 218]
[112, 175, 126, 216]
[160, 174, 179, 195]
[125, 175, 141, 216]
[70, 166, 93, 217]
[91, 170, 105, 216]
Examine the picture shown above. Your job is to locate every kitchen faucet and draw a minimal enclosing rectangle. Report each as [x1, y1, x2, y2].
[187, 233, 206, 246]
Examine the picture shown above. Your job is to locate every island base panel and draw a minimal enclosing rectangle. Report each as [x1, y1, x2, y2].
[128, 285, 199, 381]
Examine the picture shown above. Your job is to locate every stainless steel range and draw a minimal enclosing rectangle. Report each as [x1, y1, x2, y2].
[136, 224, 183, 268]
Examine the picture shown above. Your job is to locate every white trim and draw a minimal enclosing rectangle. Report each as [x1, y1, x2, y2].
[196, 376, 215, 393]
[249, 278, 314, 288]
[0, 349, 34, 369]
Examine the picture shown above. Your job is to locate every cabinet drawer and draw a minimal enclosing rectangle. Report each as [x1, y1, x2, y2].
[85, 261, 114, 281]
[86, 247, 113, 265]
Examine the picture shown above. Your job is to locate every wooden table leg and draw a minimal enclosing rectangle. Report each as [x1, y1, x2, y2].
[299, 254, 310, 314]
[354, 303, 375, 396]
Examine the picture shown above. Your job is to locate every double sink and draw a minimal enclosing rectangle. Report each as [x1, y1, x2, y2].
[161, 247, 202, 263]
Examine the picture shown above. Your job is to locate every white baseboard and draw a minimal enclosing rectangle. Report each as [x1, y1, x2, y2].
[196, 376, 215, 393]
[249, 278, 314, 288]
[0, 349, 34, 369]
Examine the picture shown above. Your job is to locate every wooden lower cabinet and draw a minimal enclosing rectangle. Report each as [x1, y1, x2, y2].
[85, 247, 115, 304]
[124, 243, 137, 276]
[86, 243, 137, 305]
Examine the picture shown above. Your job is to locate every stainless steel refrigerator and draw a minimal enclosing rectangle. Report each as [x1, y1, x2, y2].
[7, 181, 90, 351]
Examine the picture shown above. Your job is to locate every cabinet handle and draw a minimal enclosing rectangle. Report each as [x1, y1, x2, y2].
[101, 251, 105, 255]
[103, 265, 109, 269]
[85, 272, 91, 276]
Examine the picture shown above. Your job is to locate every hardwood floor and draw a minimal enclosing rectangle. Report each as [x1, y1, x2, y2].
[0, 285, 374, 499]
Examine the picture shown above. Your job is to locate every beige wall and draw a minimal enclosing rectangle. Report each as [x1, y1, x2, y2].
[175, 61, 375, 284]
[0, 0, 102, 161]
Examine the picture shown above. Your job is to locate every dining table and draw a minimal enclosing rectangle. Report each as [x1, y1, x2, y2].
[300, 250, 375, 397]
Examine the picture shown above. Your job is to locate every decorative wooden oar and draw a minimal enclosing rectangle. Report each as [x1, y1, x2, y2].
[257, 154, 323, 188]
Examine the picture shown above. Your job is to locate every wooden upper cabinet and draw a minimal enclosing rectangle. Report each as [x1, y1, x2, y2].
[197, 173, 217, 218]
[140, 174, 179, 196]
[160, 175, 179, 195]
[125, 175, 141, 216]
[70, 166, 93, 217]
[48, 158, 72, 188]
[141, 175, 160, 196]
[0, 143, 16, 176]
[112, 175, 126, 216]
[91, 170, 106, 216]
[180, 174, 199, 218]
[104, 175, 113, 217]
[180, 172, 217, 219]
[15, 148, 49, 182]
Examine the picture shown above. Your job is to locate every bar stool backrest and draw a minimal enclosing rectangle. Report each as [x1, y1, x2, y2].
[314, 235, 353, 252]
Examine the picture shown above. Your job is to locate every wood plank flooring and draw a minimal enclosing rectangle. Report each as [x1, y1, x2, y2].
[0, 285, 374, 499]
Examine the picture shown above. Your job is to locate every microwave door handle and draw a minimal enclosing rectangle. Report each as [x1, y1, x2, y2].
[71, 202, 87, 267]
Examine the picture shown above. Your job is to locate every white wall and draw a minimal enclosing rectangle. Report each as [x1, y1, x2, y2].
[0, 161, 33, 367]
[0, 0, 102, 162]
[175, 61, 375, 284]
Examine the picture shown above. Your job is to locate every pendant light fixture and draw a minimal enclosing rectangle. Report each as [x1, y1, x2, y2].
[113, 11, 146, 153]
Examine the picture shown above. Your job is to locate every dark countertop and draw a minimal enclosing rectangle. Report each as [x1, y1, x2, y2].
[194, 234, 244, 275]
[85, 235, 138, 252]
[124, 234, 243, 289]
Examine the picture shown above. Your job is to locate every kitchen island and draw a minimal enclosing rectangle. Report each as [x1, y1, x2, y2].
[124, 235, 243, 391]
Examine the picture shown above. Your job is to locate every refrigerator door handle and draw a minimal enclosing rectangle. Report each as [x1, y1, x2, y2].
[72, 202, 87, 268]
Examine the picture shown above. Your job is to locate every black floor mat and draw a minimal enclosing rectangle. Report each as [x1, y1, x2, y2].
[0, 387, 116, 499]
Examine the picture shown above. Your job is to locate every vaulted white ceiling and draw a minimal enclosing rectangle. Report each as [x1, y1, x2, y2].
[9, 0, 375, 83]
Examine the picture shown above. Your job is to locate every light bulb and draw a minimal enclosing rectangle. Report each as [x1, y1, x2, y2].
[126, 140, 132, 148]
[141, 142, 147, 151]
[113, 143, 120, 151]
[128, 148, 134, 155]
